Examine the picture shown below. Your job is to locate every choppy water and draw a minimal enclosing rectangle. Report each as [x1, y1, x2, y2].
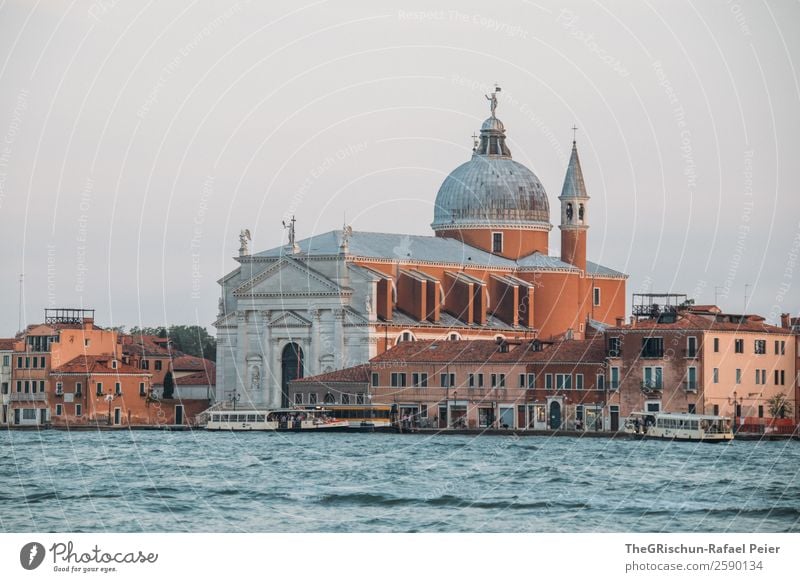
[1, 430, 798, 532]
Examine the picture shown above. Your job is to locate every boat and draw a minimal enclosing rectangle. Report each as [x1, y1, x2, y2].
[623, 411, 733, 442]
[206, 407, 350, 431]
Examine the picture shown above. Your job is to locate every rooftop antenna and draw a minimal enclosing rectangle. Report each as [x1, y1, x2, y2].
[18, 273, 24, 332]
[744, 283, 750, 314]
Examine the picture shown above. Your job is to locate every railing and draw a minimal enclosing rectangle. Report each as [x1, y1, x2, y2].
[10, 392, 46, 402]
[640, 381, 663, 392]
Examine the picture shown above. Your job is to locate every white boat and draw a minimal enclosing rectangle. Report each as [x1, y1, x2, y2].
[206, 407, 350, 431]
[624, 411, 733, 442]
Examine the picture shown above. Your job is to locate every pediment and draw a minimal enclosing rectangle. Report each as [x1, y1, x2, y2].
[233, 257, 343, 298]
[269, 310, 312, 328]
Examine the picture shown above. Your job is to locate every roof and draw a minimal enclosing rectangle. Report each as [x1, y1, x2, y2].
[175, 371, 216, 386]
[493, 336, 605, 364]
[614, 312, 790, 334]
[0, 338, 15, 351]
[120, 334, 173, 357]
[560, 141, 588, 199]
[171, 355, 215, 374]
[253, 229, 625, 277]
[293, 364, 371, 384]
[371, 340, 504, 364]
[52, 355, 148, 375]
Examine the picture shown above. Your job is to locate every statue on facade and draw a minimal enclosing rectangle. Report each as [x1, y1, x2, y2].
[250, 365, 261, 391]
[218, 297, 224, 316]
[365, 293, 373, 315]
[239, 229, 251, 256]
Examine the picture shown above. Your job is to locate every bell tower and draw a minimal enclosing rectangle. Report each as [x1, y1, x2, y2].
[559, 131, 589, 271]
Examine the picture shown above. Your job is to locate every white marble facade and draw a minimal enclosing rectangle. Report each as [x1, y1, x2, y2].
[214, 251, 376, 408]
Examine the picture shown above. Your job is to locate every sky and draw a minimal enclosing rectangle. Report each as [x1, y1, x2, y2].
[1, 0, 799, 336]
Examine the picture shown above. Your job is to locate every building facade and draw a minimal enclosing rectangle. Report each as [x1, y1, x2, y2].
[216, 94, 628, 410]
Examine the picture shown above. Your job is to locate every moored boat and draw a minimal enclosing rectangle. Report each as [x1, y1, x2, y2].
[624, 411, 733, 442]
[206, 407, 350, 431]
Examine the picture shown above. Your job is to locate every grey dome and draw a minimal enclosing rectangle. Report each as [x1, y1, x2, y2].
[432, 116, 550, 230]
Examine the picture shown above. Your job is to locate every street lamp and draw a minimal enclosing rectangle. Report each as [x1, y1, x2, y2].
[229, 390, 240, 410]
[453, 390, 458, 428]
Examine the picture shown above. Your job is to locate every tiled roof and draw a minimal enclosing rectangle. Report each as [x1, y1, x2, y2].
[0, 338, 15, 351]
[371, 340, 503, 364]
[614, 312, 789, 334]
[52, 355, 148, 375]
[293, 364, 371, 384]
[120, 334, 174, 357]
[494, 336, 605, 363]
[175, 371, 216, 386]
[172, 355, 215, 373]
[586, 261, 626, 278]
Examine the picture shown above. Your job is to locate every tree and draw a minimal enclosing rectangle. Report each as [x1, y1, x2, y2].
[768, 393, 792, 419]
[163, 371, 175, 400]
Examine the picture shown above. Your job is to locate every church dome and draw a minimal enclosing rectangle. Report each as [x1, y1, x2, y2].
[432, 101, 550, 231]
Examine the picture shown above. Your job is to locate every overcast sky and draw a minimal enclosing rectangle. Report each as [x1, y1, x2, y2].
[1, 0, 799, 335]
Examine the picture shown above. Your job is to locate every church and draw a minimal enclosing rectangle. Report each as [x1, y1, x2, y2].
[214, 91, 627, 408]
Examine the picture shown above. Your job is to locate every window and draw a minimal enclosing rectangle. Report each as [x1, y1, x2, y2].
[75, 404, 82, 417]
[754, 340, 766, 354]
[155, 360, 162, 371]
[16, 381, 21, 393]
[527, 373, 535, 389]
[610, 367, 619, 390]
[758, 405, 764, 418]
[356, 393, 365, 405]
[2, 355, 8, 366]
[781, 370, 785, 385]
[412, 373, 420, 387]
[308, 393, 317, 405]
[391, 373, 407, 387]
[779, 340, 785, 355]
[139, 382, 146, 396]
[545, 374, 553, 390]
[643, 367, 663, 389]
[22, 409, 36, 420]
[575, 374, 584, 390]
[607, 337, 621, 357]
[519, 374, 526, 388]
[111, 360, 117, 369]
[713, 368, 719, 383]
[491, 374, 497, 388]
[141, 360, 149, 370]
[371, 373, 379, 387]
[324, 393, 335, 404]
[491, 373, 505, 388]
[686, 337, 698, 358]
[556, 374, 572, 390]
[735, 369, 741, 384]
[440, 373, 454, 388]
[1, 382, 7, 394]
[468, 373, 475, 387]
[593, 287, 601, 306]
[25, 357, 30, 368]
[294, 393, 303, 405]
[686, 367, 697, 391]
[640, 337, 664, 358]
[16, 356, 22, 368]
[713, 338, 719, 352]
[341, 394, 350, 405]
[499, 374, 505, 388]
[40, 356, 45, 368]
[24, 381, 29, 393]
[75, 382, 82, 396]
[688, 403, 696, 414]
[419, 373, 428, 388]
[774, 340, 780, 355]
[734, 339, 744, 353]
[55, 404, 62, 416]
[596, 374, 605, 391]
[32, 357, 38, 369]
[56, 382, 63, 395]
[96, 382, 103, 396]
[646, 401, 661, 413]
[477, 373, 483, 388]
[115, 382, 121, 395]
[755, 370, 761, 385]
[492, 232, 503, 253]
[396, 331, 415, 344]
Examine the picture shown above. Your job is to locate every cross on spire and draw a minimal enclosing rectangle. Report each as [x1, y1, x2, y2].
[471, 132, 479, 151]
[571, 125, 578, 144]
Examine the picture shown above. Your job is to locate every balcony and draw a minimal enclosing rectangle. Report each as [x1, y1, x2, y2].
[640, 381, 663, 393]
[10, 392, 46, 402]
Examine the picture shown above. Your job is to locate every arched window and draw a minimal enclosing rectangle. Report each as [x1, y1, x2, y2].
[566, 203, 573, 221]
[395, 330, 416, 345]
[324, 392, 335, 404]
[578, 204, 585, 222]
[448, 332, 462, 341]
[281, 343, 304, 408]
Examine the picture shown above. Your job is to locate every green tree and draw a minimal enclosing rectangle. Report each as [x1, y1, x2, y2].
[163, 371, 175, 400]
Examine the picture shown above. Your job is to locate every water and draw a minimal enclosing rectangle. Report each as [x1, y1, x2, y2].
[1, 430, 798, 532]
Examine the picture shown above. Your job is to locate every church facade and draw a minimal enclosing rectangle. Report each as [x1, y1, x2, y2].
[214, 93, 627, 408]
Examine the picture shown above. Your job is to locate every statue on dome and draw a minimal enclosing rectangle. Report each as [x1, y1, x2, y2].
[485, 85, 501, 117]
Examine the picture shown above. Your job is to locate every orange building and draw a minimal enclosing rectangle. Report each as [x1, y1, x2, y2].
[216, 93, 627, 409]
[8, 309, 210, 428]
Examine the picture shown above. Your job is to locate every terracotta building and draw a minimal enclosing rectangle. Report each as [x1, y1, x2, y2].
[291, 301, 797, 433]
[7, 309, 211, 428]
[216, 92, 627, 410]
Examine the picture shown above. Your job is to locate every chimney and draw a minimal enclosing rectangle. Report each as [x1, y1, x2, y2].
[615, 317, 624, 327]
[781, 313, 790, 329]
[83, 317, 94, 330]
